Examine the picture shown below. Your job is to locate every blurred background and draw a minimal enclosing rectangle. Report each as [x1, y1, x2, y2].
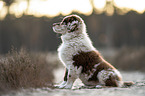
[0, 0, 145, 93]
[0, 0, 145, 70]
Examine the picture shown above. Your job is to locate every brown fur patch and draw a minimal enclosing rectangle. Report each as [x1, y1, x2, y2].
[72, 51, 117, 82]
[72, 51, 102, 73]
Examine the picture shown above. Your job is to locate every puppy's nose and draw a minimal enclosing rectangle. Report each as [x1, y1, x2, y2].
[53, 23, 60, 26]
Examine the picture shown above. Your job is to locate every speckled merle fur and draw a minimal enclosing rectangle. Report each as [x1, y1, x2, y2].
[52, 15, 133, 89]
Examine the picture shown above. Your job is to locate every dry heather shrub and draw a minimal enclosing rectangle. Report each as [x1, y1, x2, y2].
[113, 47, 145, 71]
[0, 48, 58, 92]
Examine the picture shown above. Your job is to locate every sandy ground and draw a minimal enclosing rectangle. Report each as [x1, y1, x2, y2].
[2, 71, 145, 96]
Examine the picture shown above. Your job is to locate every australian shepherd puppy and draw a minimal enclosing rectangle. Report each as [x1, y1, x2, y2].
[53, 15, 133, 89]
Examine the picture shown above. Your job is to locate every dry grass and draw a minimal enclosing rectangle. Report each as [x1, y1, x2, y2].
[0, 48, 59, 93]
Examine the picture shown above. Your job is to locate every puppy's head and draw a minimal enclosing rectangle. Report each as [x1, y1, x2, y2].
[53, 15, 85, 35]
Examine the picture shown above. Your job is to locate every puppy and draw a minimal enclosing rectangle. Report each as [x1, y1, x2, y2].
[53, 15, 133, 89]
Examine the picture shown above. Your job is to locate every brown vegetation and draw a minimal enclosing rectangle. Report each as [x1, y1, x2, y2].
[0, 48, 59, 93]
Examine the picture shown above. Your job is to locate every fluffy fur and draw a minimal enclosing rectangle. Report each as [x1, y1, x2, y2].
[53, 15, 133, 89]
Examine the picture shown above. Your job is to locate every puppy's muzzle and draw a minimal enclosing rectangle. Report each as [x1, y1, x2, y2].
[53, 23, 66, 34]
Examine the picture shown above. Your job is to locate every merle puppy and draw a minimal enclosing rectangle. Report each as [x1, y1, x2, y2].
[53, 15, 133, 89]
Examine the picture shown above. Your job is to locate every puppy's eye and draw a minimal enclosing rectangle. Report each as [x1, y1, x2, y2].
[72, 23, 77, 26]
[61, 22, 66, 25]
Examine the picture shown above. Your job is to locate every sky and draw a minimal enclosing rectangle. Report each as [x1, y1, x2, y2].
[0, 0, 145, 20]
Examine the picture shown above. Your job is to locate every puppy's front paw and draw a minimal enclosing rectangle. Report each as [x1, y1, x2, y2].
[59, 84, 72, 89]
[55, 82, 73, 89]
[54, 81, 67, 88]
[55, 85, 66, 89]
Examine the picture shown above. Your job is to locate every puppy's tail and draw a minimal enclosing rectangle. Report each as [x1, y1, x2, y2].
[123, 81, 135, 87]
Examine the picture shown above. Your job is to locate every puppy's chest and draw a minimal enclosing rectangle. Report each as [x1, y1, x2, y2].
[58, 43, 80, 66]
